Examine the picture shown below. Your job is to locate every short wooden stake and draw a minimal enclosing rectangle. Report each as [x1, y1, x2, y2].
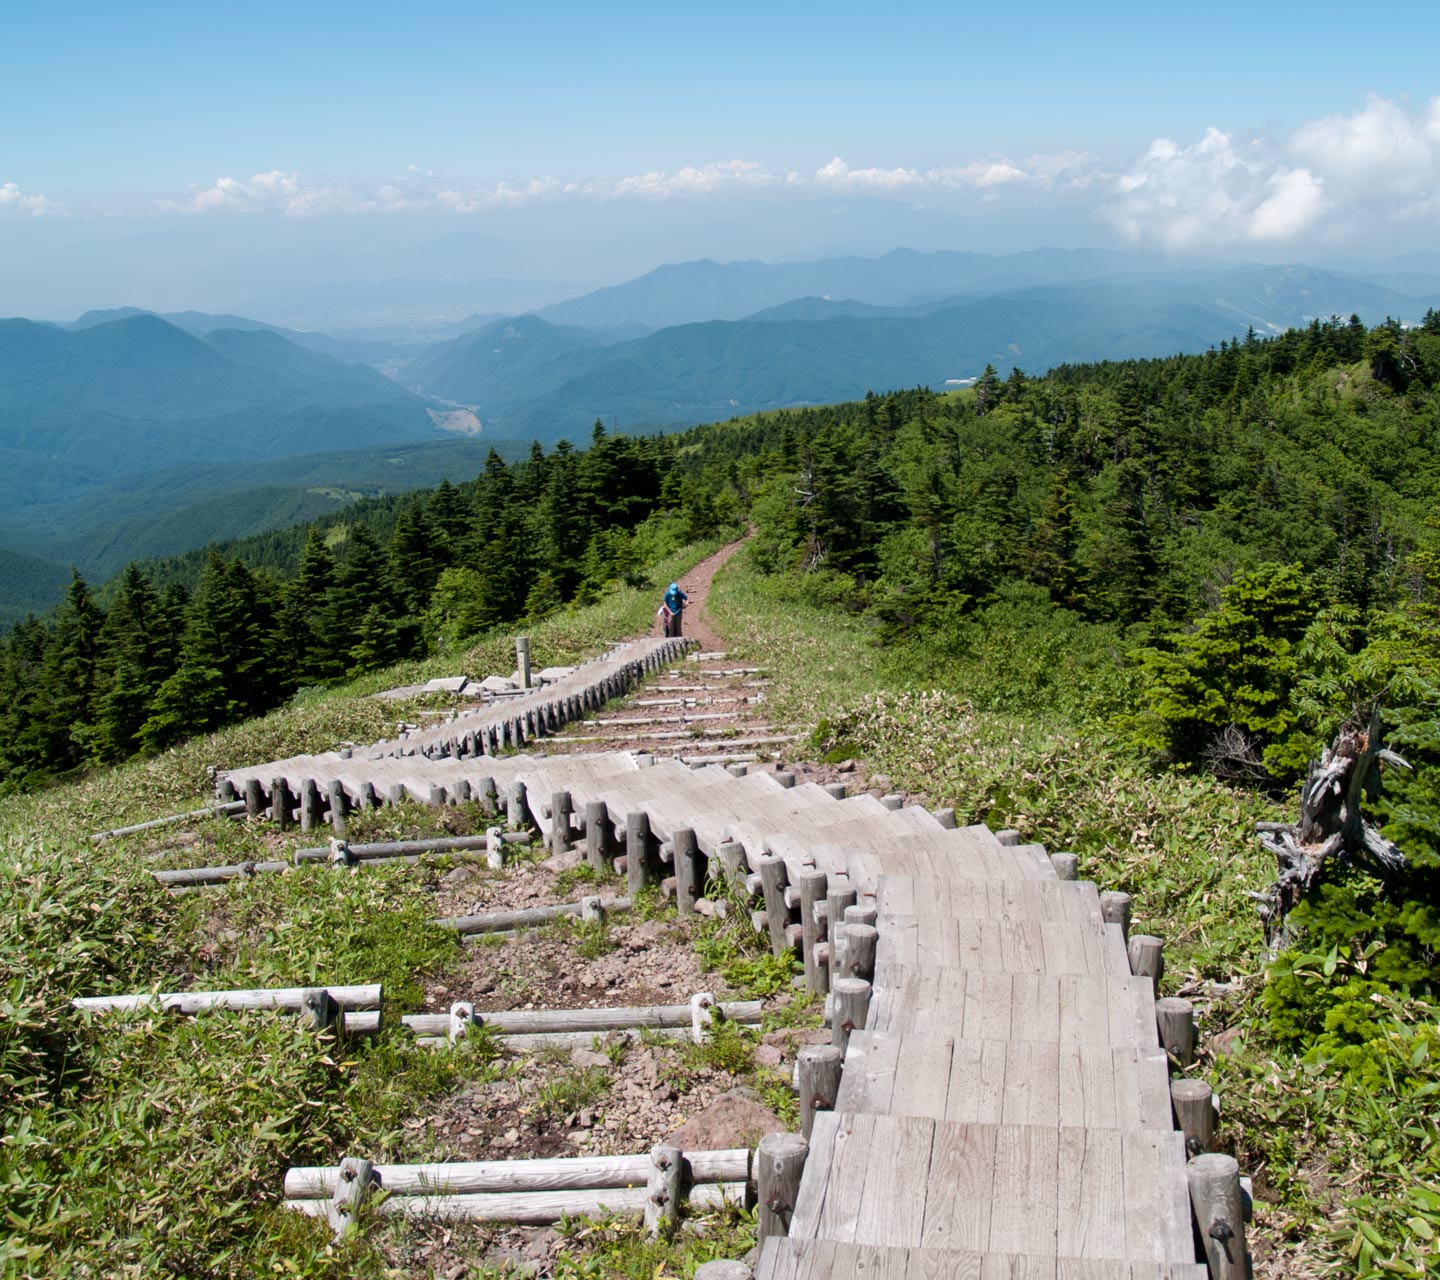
[626, 810, 654, 895]
[673, 828, 703, 915]
[506, 781, 529, 831]
[486, 826, 506, 870]
[796, 1044, 843, 1139]
[270, 777, 293, 829]
[773, 771, 796, 788]
[831, 977, 871, 1054]
[716, 839, 747, 889]
[428, 784, 448, 808]
[644, 1144, 683, 1237]
[244, 778, 265, 819]
[478, 776, 498, 815]
[516, 635, 531, 689]
[584, 800, 611, 872]
[822, 782, 847, 800]
[825, 884, 858, 986]
[448, 1001, 474, 1043]
[931, 806, 957, 829]
[757, 855, 791, 957]
[550, 790, 574, 854]
[756, 1132, 808, 1247]
[1100, 890, 1132, 941]
[844, 903, 878, 929]
[1156, 996, 1196, 1066]
[301, 987, 340, 1033]
[300, 778, 322, 832]
[1050, 852, 1079, 881]
[327, 780, 349, 836]
[690, 991, 715, 1043]
[995, 828, 1022, 846]
[1128, 934, 1165, 993]
[839, 923, 879, 982]
[880, 793, 904, 811]
[1187, 1152, 1247, 1280]
[330, 1155, 374, 1240]
[1171, 1078, 1217, 1155]
[798, 869, 829, 995]
[580, 894, 606, 924]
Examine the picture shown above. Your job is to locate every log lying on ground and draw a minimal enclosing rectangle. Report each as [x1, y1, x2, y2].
[438, 896, 633, 936]
[286, 1148, 751, 1198]
[293, 833, 496, 863]
[91, 800, 247, 842]
[414, 1024, 762, 1051]
[285, 1181, 746, 1224]
[1253, 706, 1410, 943]
[403, 999, 763, 1038]
[153, 860, 291, 888]
[74, 983, 380, 1016]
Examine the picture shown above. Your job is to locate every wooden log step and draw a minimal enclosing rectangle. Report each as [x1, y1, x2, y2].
[789, 1111, 1194, 1263]
[74, 982, 381, 1016]
[286, 1147, 751, 1198]
[285, 1180, 745, 1224]
[414, 1022, 762, 1051]
[835, 1030, 1172, 1131]
[754, 1240, 1210, 1280]
[91, 800, 247, 842]
[153, 860, 291, 887]
[403, 998, 763, 1037]
[436, 896, 633, 935]
[876, 913, 1131, 977]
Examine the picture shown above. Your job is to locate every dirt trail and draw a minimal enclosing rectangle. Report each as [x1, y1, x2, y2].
[653, 538, 745, 651]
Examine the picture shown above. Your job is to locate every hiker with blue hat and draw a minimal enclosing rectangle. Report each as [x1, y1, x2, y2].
[659, 581, 689, 637]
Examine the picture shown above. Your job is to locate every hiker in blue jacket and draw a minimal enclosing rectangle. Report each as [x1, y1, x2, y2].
[662, 581, 689, 637]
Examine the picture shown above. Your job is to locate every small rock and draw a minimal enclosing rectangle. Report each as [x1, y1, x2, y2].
[755, 1043, 784, 1068]
[635, 920, 667, 941]
[836, 759, 857, 773]
[442, 865, 478, 886]
[871, 773, 892, 791]
[667, 1090, 785, 1149]
[570, 1047, 611, 1069]
[577, 1108, 595, 1128]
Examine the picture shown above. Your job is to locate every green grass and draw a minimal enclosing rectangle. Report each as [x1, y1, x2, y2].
[0, 535, 741, 1279]
[707, 548, 1440, 1279]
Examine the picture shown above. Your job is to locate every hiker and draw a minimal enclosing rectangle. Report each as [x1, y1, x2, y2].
[662, 581, 689, 637]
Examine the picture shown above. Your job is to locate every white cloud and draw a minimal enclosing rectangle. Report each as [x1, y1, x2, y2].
[0, 181, 63, 216]
[611, 160, 774, 198]
[1108, 95, 1440, 247]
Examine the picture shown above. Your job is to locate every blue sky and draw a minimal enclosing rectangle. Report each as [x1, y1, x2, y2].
[3, 1, 1439, 318]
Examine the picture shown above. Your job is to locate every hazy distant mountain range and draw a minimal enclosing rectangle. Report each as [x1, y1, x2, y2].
[3, 247, 1438, 622]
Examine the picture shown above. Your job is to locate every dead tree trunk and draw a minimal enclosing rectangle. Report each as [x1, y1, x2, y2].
[1253, 705, 1409, 945]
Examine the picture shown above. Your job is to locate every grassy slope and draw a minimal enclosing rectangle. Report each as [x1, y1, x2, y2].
[708, 555, 1436, 1280]
[0, 537, 770, 1280]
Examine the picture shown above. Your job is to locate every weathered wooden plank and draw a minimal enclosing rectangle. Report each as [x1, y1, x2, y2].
[832, 1030, 900, 1115]
[882, 1033, 953, 1122]
[787, 1110, 837, 1242]
[1057, 1127, 1125, 1260]
[814, 1112, 874, 1242]
[945, 1037, 1007, 1125]
[989, 1124, 1059, 1255]
[854, 1114, 933, 1246]
[1003, 1040, 1060, 1128]
[1120, 1130, 1193, 1263]
[921, 1120, 995, 1253]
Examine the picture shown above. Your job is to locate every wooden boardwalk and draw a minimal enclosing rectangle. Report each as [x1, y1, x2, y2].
[217, 640, 1220, 1277]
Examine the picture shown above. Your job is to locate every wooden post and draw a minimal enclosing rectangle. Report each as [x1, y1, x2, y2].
[757, 1133, 808, 1247]
[773, 771, 796, 788]
[449, 1001, 474, 1043]
[995, 828, 1022, 846]
[880, 793, 904, 811]
[453, 779, 472, 805]
[581, 895, 606, 924]
[329, 1155, 374, 1240]
[516, 635, 531, 689]
[798, 869, 829, 995]
[838, 923, 879, 982]
[1100, 890, 1132, 941]
[796, 1044, 843, 1139]
[301, 987, 340, 1033]
[217, 778, 238, 803]
[643, 1144, 683, 1237]
[844, 903, 878, 930]
[673, 828, 703, 915]
[931, 806, 957, 829]
[1187, 1152, 1247, 1280]
[476, 776, 497, 816]
[626, 811, 654, 896]
[1156, 997, 1196, 1066]
[550, 791, 574, 854]
[327, 780, 349, 836]
[584, 800, 611, 873]
[690, 991, 715, 1043]
[757, 855, 791, 957]
[507, 780, 529, 831]
[486, 826, 506, 870]
[300, 779, 322, 832]
[270, 778, 293, 829]
[1050, 852, 1079, 881]
[1171, 1078, 1217, 1155]
[428, 784, 448, 808]
[244, 778, 265, 819]
[825, 883, 857, 986]
[716, 839, 747, 889]
[1128, 934, 1165, 993]
[831, 977, 871, 1054]
[822, 782, 847, 800]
